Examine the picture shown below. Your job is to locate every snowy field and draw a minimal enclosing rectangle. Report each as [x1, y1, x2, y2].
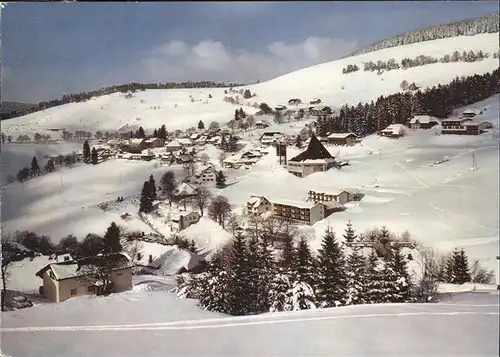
[2, 95, 499, 276]
[1, 33, 499, 136]
[1, 288, 498, 357]
[0, 142, 82, 185]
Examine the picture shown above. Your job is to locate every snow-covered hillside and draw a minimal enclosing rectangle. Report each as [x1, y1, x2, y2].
[2, 33, 499, 136]
[1, 288, 498, 357]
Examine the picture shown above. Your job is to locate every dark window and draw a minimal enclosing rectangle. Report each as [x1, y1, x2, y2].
[70, 289, 77, 296]
[87, 286, 94, 293]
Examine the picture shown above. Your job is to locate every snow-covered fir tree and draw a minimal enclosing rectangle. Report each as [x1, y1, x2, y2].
[226, 233, 253, 315]
[315, 228, 347, 307]
[452, 248, 472, 284]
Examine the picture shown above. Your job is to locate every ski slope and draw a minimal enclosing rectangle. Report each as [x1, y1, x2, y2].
[1, 33, 499, 136]
[1, 288, 498, 357]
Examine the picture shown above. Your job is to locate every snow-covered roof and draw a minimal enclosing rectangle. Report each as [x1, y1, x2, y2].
[36, 253, 132, 280]
[462, 117, 493, 126]
[174, 182, 197, 196]
[129, 138, 144, 145]
[178, 138, 192, 145]
[463, 108, 482, 115]
[166, 140, 182, 147]
[247, 195, 271, 208]
[144, 138, 160, 143]
[327, 132, 357, 139]
[269, 197, 319, 209]
[190, 133, 200, 139]
[409, 115, 440, 124]
[381, 124, 406, 134]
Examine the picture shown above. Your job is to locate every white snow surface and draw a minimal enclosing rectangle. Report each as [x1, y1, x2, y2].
[0, 289, 498, 357]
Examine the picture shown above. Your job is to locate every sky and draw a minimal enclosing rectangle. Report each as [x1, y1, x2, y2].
[2, 1, 498, 103]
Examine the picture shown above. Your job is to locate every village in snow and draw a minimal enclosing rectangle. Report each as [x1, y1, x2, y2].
[0, 6, 499, 357]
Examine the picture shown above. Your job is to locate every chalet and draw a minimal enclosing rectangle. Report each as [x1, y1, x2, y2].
[241, 150, 263, 159]
[171, 211, 201, 231]
[207, 136, 222, 146]
[195, 166, 217, 183]
[379, 124, 407, 138]
[144, 137, 164, 148]
[223, 154, 260, 168]
[260, 132, 284, 146]
[270, 198, 327, 225]
[461, 117, 493, 135]
[310, 98, 321, 105]
[35, 253, 133, 303]
[462, 108, 483, 118]
[288, 98, 302, 105]
[441, 116, 492, 135]
[177, 153, 194, 164]
[327, 133, 358, 146]
[307, 188, 363, 205]
[121, 138, 147, 153]
[287, 135, 337, 178]
[178, 138, 194, 147]
[409, 115, 440, 130]
[275, 105, 287, 111]
[255, 120, 271, 129]
[106, 139, 121, 148]
[120, 149, 155, 161]
[190, 133, 201, 142]
[197, 135, 209, 145]
[246, 195, 273, 216]
[173, 182, 198, 201]
[166, 140, 182, 152]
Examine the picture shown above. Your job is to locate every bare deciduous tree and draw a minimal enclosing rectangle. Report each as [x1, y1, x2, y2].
[194, 187, 212, 216]
[78, 254, 130, 295]
[200, 153, 210, 166]
[123, 239, 144, 264]
[208, 195, 232, 228]
[413, 243, 445, 302]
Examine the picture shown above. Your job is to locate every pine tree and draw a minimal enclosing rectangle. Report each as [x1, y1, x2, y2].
[386, 248, 413, 302]
[148, 174, 157, 201]
[44, 159, 55, 173]
[234, 109, 240, 121]
[452, 249, 471, 284]
[153, 129, 158, 137]
[279, 233, 296, 273]
[445, 253, 455, 283]
[315, 228, 347, 307]
[226, 233, 252, 315]
[215, 170, 227, 188]
[283, 281, 317, 311]
[198, 255, 230, 313]
[198, 120, 205, 130]
[295, 237, 316, 288]
[103, 222, 122, 253]
[91, 147, 98, 165]
[269, 273, 292, 312]
[83, 140, 91, 162]
[343, 220, 357, 244]
[137, 127, 145, 138]
[364, 249, 384, 303]
[139, 181, 153, 213]
[31, 156, 41, 176]
[345, 246, 367, 305]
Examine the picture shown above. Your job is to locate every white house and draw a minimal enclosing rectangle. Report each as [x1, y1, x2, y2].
[171, 211, 201, 231]
[270, 197, 327, 225]
[379, 124, 407, 138]
[307, 188, 363, 205]
[195, 166, 217, 183]
[462, 108, 483, 118]
[166, 140, 182, 152]
[246, 195, 273, 216]
[409, 115, 440, 130]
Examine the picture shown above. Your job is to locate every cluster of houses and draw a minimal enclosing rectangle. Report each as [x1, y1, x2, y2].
[223, 148, 268, 169]
[246, 187, 362, 226]
[379, 108, 493, 138]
